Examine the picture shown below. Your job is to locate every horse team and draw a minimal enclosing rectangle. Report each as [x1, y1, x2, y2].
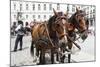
[24, 7, 89, 64]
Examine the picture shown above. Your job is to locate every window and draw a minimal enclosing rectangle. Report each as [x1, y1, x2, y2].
[49, 4, 52, 10]
[14, 14, 16, 19]
[86, 15, 89, 18]
[38, 4, 41, 10]
[49, 15, 52, 18]
[20, 14, 22, 18]
[38, 15, 40, 19]
[67, 4, 69, 12]
[57, 3, 60, 10]
[72, 5, 75, 12]
[90, 10, 92, 14]
[14, 4, 16, 10]
[33, 4, 35, 10]
[90, 14, 92, 18]
[93, 9, 95, 13]
[81, 5, 84, 8]
[26, 4, 28, 10]
[44, 4, 46, 10]
[26, 15, 28, 19]
[33, 15, 35, 19]
[44, 15, 46, 19]
[93, 15, 95, 18]
[17, 12, 22, 18]
[90, 19, 93, 26]
[87, 6, 89, 9]
[20, 4, 22, 11]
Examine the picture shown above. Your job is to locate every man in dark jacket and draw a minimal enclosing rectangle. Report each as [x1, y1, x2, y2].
[13, 20, 26, 52]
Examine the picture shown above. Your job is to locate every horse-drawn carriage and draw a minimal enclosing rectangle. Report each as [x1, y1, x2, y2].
[29, 8, 89, 64]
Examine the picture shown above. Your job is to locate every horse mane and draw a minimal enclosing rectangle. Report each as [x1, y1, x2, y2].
[69, 10, 85, 24]
[48, 15, 57, 31]
[47, 15, 60, 42]
[69, 13, 77, 24]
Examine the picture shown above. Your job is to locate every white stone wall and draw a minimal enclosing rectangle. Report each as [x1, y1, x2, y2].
[11, 0, 96, 27]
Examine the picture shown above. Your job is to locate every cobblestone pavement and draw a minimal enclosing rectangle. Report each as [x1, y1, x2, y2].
[10, 34, 95, 66]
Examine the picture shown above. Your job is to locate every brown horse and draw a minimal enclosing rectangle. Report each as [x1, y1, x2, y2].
[60, 7, 89, 63]
[30, 9, 69, 64]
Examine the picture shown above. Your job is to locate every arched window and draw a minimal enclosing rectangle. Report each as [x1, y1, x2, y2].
[20, 4, 22, 11]
[26, 15, 28, 19]
[44, 15, 46, 19]
[44, 4, 46, 10]
[32, 4, 35, 10]
[38, 15, 40, 19]
[38, 4, 41, 10]
[57, 3, 60, 10]
[49, 4, 52, 10]
[14, 4, 16, 10]
[26, 4, 28, 10]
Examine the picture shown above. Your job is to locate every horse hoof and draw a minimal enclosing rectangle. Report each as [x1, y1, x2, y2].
[37, 63, 41, 65]
[33, 58, 37, 62]
[37, 62, 45, 65]
[54, 61, 60, 64]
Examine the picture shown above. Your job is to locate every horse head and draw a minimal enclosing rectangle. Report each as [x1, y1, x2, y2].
[70, 7, 89, 41]
[48, 8, 68, 45]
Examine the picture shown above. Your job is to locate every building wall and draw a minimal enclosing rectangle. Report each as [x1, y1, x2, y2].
[11, 0, 96, 27]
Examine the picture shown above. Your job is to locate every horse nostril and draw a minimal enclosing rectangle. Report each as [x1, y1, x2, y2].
[80, 30, 85, 33]
[79, 19, 81, 22]
[81, 34, 88, 41]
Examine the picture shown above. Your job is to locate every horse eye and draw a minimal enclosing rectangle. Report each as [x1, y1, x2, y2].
[64, 14, 67, 16]
[56, 24, 60, 27]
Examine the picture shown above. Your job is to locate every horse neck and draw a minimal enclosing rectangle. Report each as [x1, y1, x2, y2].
[47, 24, 59, 44]
[69, 14, 80, 30]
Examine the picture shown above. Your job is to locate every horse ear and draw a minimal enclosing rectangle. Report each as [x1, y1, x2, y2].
[53, 8, 57, 16]
[76, 7, 79, 12]
[65, 11, 68, 16]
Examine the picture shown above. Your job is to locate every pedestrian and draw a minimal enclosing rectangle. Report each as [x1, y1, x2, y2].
[12, 22, 17, 36]
[25, 22, 30, 35]
[13, 20, 26, 52]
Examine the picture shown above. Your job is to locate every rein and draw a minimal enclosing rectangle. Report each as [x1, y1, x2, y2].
[74, 30, 88, 41]
[44, 23, 55, 47]
[55, 16, 81, 50]
[67, 34, 81, 50]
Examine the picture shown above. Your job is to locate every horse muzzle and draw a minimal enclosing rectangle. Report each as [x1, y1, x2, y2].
[80, 30, 88, 41]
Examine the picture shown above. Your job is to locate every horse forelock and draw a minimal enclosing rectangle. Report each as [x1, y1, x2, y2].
[69, 13, 77, 24]
[48, 15, 57, 29]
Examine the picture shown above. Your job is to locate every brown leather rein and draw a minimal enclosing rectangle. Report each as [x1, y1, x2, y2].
[44, 22, 81, 50]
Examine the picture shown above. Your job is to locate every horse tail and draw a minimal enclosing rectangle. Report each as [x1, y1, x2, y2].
[30, 41, 34, 57]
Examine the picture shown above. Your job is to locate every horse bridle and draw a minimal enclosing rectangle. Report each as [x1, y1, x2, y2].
[42, 14, 81, 51]
[74, 12, 87, 33]
[56, 15, 82, 50]
[43, 16, 67, 48]
[55, 16, 68, 24]
[73, 12, 89, 42]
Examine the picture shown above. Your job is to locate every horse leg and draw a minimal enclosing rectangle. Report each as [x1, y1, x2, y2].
[30, 41, 34, 56]
[51, 49, 54, 64]
[68, 42, 72, 63]
[30, 41, 36, 63]
[39, 50, 42, 64]
[36, 48, 39, 57]
[56, 52, 59, 61]
[39, 50, 45, 64]
[60, 49, 65, 63]
[42, 50, 45, 64]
